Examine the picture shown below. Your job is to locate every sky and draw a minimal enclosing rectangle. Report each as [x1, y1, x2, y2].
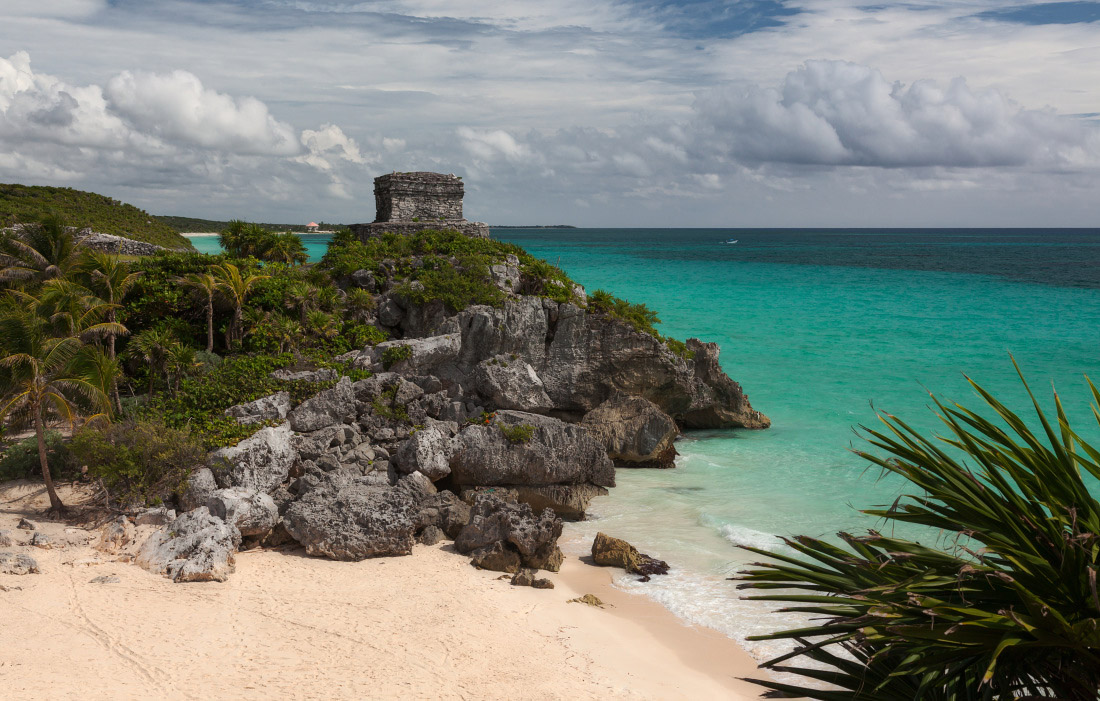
[0, 0, 1098, 227]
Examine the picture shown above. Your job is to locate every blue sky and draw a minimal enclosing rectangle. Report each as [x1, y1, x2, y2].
[0, 0, 1097, 226]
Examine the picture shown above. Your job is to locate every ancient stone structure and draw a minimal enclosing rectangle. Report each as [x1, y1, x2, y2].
[350, 172, 489, 240]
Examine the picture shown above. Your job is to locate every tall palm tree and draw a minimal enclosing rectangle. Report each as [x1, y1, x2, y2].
[284, 281, 315, 325]
[0, 310, 113, 514]
[212, 263, 269, 348]
[78, 251, 140, 411]
[0, 214, 79, 286]
[176, 272, 218, 353]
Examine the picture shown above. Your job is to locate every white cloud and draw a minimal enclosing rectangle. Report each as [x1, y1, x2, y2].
[299, 123, 368, 170]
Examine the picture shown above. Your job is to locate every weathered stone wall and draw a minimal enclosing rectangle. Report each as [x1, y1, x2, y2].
[375, 172, 464, 222]
[351, 221, 489, 240]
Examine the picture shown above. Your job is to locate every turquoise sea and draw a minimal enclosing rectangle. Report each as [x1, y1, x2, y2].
[187, 228, 1100, 657]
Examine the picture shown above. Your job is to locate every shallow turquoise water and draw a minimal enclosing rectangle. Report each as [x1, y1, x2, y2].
[186, 229, 1100, 654]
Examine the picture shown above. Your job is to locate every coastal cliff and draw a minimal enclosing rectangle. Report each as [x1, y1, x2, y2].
[130, 228, 768, 583]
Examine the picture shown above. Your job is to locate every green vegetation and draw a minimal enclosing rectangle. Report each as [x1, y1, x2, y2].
[156, 216, 341, 234]
[380, 344, 412, 370]
[738, 368, 1100, 700]
[371, 383, 410, 422]
[320, 229, 581, 311]
[0, 184, 192, 249]
[0, 431, 69, 482]
[69, 417, 205, 506]
[588, 289, 693, 359]
[218, 220, 308, 265]
[499, 422, 535, 444]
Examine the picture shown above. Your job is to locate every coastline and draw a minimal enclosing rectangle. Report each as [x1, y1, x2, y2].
[0, 481, 765, 700]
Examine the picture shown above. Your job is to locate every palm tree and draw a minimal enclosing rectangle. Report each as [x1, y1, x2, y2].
[264, 232, 308, 265]
[343, 288, 376, 323]
[307, 310, 338, 343]
[284, 281, 315, 324]
[737, 366, 1100, 700]
[0, 214, 79, 285]
[0, 309, 112, 514]
[126, 327, 178, 395]
[218, 220, 248, 258]
[78, 251, 140, 411]
[165, 343, 198, 396]
[212, 263, 269, 348]
[177, 272, 218, 352]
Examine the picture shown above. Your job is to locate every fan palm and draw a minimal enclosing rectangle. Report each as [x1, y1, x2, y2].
[78, 251, 140, 410]
[212, 263, 269, 348]
[736, 365, 1100, 700]
[126, 327, 178, 395]
[0, 213, 79, 285]
[176, 272, 218, 352]
[0, 309, 113, 514]
[264, 232, 308, 265]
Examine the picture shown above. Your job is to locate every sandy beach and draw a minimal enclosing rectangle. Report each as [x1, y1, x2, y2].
[0, 481, 765, 700]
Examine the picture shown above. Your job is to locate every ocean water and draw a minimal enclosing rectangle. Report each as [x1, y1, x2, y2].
[186, 228, 1100, 659]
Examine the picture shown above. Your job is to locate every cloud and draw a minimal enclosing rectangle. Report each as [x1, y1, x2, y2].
[694, 60, 1100, 168]
[104, 69, 301, 156]
[299, 123, 368, 170]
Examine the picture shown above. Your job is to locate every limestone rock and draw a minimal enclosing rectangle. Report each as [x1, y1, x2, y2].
[511, 484, 608, 521]
[415, 490, 471, 539]
[368, 334, 461, 375]
[416, 525, 444, 546]
[270, 368, 337, 383]
[0, 551, 39, 575]
[30, 532, 54, 549]
[288, 377, 355, 432]
[469, 541, 522, 573]
[208, 423, 295, 494]
[180, 467, 218, 512]
[454, 494, 564, 573]
[449, 411, 614, 488]
[0, 529, 15, 547]
[97, 516, 135, 554]
[225, 391, 291, 424]
[581, 394, 679, 467]
[135, 507, 176, 527]
[392, 427, 452, 482]
[282, 472, 434, 561]
[207, 488, 279, 538]
[531, 577, 554, 589]
[472, 356, 553, 413]
[591, 532, 669, 578]
[17, 518, 36, 531]
[136, 507, 242, 583]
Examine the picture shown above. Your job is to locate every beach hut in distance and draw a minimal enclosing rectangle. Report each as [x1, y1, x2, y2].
[305, 222, 320, 232]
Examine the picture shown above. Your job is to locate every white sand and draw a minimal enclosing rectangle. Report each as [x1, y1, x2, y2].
[0, 481, 766, 700]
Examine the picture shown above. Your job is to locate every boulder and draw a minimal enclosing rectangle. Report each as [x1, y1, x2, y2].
[377, 297, 404, 327]
[416, 525, 444, 546]
[454, 494, 564, 573]
[270, 368, 337, 383]
[0, 529, 15, 547]
[136, 508, 241, 583]
[180, 467, 218, 512]
[369, 334, 461, 375]
[0, 551, 39, 575]
[17, 518, 36, 531]
[511, 484, 608, 521]
[449, 411, 614, 488]
[472, 356, 554, 413]
[581, 394, 679, 467]
[415, 490, 471, 539]
[97, 516, 135, 554]
[288, 377, 356, 432]
[135, 507, 176, 527]
[283, 472, 435, 561]
[392, 427, 452, 482]
[469, 541, 522, 573]
[591, 532, 669, 578]
[208, 423, 295, 494]
[225, 391, 291, 424]
[30, 532, 53, 549]
[207, 489, 279, 538]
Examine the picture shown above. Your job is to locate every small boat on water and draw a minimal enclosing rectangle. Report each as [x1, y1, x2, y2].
[724, 238, 738, 244]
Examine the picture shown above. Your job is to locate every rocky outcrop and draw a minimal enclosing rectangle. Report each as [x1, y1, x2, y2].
[207, 488, 279, 538]
[415, 490, 471, 539]
[180, 467, 218, 512]
[225, 391, 291, 424]
[208, 423, 295, 494]
[449, 411, 614, 489]
[581, 394, 679, 467]
[472, 356, 553, 413]
[359, 335, 461, 375]
[454, 494, 564, 573]
[270, 368, 337, 383]
[0, 551, 39, 575]
[79, 231, 165, 256]
[283, 471, 435, 561]
[591, 532, 669, 580]
[392, 426, 452, 482]
[136, 508, 241, 583]
[287, 377, 355, 432]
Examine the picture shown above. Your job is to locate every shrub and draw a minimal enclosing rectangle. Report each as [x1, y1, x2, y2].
[0, 431, 70, 481]
[499, 423, 535, 444]
[371, 384, 409, 422]
[69, 418, 205, 506]
[381, 344, 413, 370]
[737, 367, 1100, 700]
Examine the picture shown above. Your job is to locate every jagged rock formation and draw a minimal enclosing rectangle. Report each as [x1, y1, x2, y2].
[136, 508, 241, 583]
[582, 394, 679, 468]
[350, 172, 489, 240]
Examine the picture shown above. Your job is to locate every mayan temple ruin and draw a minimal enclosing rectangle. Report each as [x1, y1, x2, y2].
[350, 171, 490, 240]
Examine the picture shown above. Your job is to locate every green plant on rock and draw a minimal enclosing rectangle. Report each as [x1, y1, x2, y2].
[499, 422, 535, 444]
[381, 344, 413, 370]
[371, 383, 409, 422]
[737, 365, 1100, 700]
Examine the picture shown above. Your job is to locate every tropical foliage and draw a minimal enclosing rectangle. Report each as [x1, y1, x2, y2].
[737, 367, 1100, 700]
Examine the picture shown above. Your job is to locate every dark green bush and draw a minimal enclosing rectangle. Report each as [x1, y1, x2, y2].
[0, 431, 70, 481]
[380, 344, 413, 370]
[69, 418, 205, 506]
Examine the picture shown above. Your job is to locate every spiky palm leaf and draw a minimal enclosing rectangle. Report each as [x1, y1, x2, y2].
[737, 363, 1100, 700]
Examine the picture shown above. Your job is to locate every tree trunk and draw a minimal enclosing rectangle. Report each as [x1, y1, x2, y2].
[206, 296, 214, 353]
[148, 366, 155, 396]
[36, 409, 64, 515]
[108, 309, 122, 414]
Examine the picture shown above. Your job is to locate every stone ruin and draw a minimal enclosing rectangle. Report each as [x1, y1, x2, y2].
[350, 172, 489, 240]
